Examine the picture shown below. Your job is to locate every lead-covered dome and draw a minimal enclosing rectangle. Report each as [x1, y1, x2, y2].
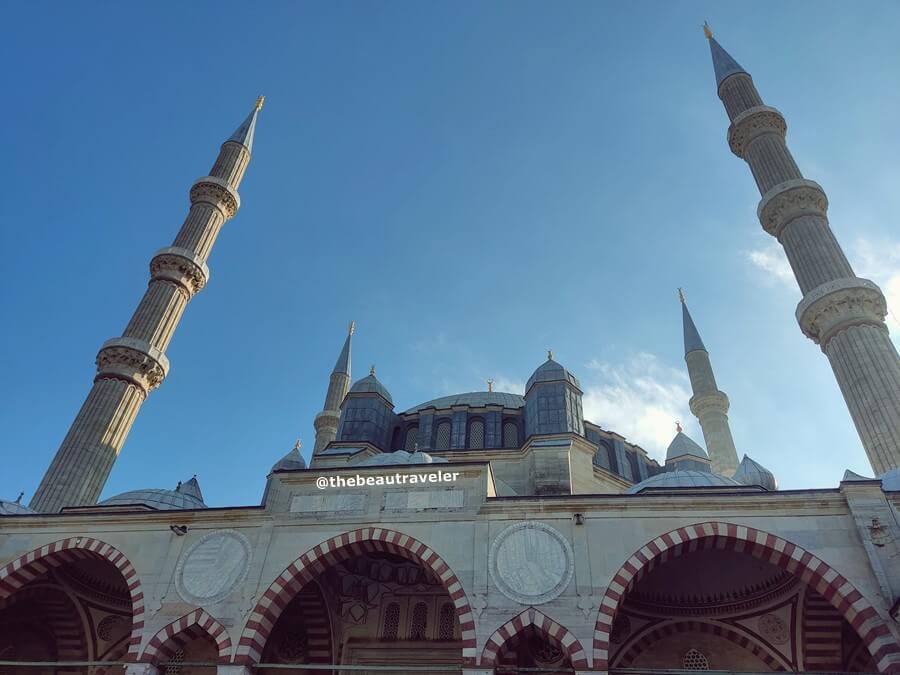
[349, 372, 393, 404]
[525, 355, 581, 394]
[627, 470, 743, 494]
[355, 449, 448, 466]
[1, 495, 35, 516]
[405, 391, 525, 413]
[733, 454, 777, 490]
[271, 441, 307, 472]
[99, 476, 207, 510]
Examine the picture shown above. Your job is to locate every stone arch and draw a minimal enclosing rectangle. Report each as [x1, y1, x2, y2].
[0, 537, 145, 658]
[613, 619, 788, 670]
[141, 609, 232, 662]
[481, 607, 589, 669]
[235, 527, 477, 664]
[592, 522, 900, 673]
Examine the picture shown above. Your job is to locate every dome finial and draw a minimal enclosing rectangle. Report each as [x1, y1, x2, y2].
[547, 349, 553, 361]
[255, 95, 265, 112]
[703, 21, 713, 39]
[676, 420, 683, 433]
[678, 287, 686, 304]
[487, 378, 494, 392]
[370, 364, 376, 376]
[348, 320, 356, 336]
[294, 438, 301, 450]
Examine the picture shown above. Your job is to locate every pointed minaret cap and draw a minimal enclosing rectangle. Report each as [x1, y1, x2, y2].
[227, 96, 264, 153]
[679, 289, 707, 355]
[704, 24, 747, 87]
[333, 321, 354, 375]
[176, 475, 204, 502]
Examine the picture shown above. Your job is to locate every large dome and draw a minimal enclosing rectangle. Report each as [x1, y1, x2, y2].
[627, 470, 744, 494]
[405, 391, 524, 413]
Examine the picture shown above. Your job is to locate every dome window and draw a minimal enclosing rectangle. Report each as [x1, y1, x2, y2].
[503, 420, 519, 448]
[434, 420, 451, 451]
[468, 419, 485, 449]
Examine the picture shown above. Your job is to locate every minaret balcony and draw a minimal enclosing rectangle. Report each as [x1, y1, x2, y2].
[727, 105, 786, 158]
[757, 178, 828, 238]
[95, 337, 170, 393]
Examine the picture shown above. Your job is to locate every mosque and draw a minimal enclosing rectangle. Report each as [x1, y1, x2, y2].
[2, 27, 900, 675]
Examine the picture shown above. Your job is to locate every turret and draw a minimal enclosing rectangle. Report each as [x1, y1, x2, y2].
[30, 98, 264, 513]
[313, 321, 354, 454]
[680, 290, 740, 477]
[336, 366, 396, 450]
[524, 351, 584, 438]
[706, 25, 900, 475]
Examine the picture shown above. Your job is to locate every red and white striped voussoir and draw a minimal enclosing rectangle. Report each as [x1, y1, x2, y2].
[141, 609, 232, 662]
[480, 607, 589, 669]
[0, 536, 145, 659]
[592, 522, 900, 674]
[614, 620, 788, 670]
[234, 527, 478, 665]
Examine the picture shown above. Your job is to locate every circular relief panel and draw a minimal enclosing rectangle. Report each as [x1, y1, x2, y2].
[176, 529, 252, 606]
[489, 521, 574, 605]
[759, 613, 789, 645]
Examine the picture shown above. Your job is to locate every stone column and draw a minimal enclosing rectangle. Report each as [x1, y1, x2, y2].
[715, 54, 900, 475]
[30, 103, 260, 512]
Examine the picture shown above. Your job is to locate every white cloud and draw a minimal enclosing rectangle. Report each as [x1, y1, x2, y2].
[745, 239, 794, 284]
[852, 238, 900, 334]
[581, 352, 693, 461]
[488, 376, 525, 396]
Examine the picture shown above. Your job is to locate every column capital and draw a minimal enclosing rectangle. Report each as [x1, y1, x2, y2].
[96, 337, 170, 393]
[190, 175, 240, 218]
[796, 277, 888, 347]
[757, 178, 828, 238]
[727, 105, 786, 158]
[150, 246, 210, 296]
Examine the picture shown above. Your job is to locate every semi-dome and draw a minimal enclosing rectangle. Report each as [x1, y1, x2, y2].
[733, 454, 777, 490]
[627, 470, 743, 494]
[99, 476, 207, 510]
[525, 354, 581, 394]
[355, 449, 448, 466]
[1, 494, 35, 516]
[405, 391, 525, 413]
[272, 441, 307, 472]
[349, 370, 393, 404]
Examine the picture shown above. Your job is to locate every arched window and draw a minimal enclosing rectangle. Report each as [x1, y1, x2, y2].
[468, 418, 485, 449]
[502, 420, 519, 448]
[404, 426, 418, 452]
[434, 420, 451, 451]
[438, 602, 456, 641]
[409, 601, 428, 640]
[682, 648, 710, 671]
[382, 602, 400, 640]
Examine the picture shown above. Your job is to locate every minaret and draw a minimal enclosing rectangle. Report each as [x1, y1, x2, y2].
[30, 98, 265, 513]
[680, 289, 740, 477]
[706, 26, 900, 476]
[313, 321, 354, 454]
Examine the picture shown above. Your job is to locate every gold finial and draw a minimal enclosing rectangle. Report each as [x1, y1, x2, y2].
[676, 420, 683, 433]
[703, 21, 713, 40]
[547, 349, 553, 361]
[678, 287, 686, 304]
[293, 439, 301, 451]
[370, 365, 376, 376]
[487, 378, 494, 392]
[255, 95, 265, 112]
[348, 320, 356, 336]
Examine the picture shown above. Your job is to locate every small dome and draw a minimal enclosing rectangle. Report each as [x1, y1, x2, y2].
[355, 449, 448, 466]
[525, 356, 581, 394]
[272, 441, 307, 472]
[666, 431, 708, 462]
[349, 372, 393, 404]
[733, 454, 777, 490]
[627, 470, 743, 494]
[881, 467, 900, 491]
[100, 476, 207, 510]
[1, 495, 35, 516]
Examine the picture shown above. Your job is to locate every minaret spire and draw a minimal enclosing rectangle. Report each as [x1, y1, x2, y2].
[679, 290, 740, 477]
[313, 322, 355, 454]
[30, 100, 263, 513]
[708, 32, 900, 475]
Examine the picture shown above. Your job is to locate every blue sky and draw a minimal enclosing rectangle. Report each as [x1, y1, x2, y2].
[2, 1, 899, 506]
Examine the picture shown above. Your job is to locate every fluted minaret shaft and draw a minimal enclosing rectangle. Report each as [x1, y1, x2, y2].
[709, 33, 900, 475]
[30, 101, 263, 513]
[314, 322, 354, 454]
[681, 295, 740, 476]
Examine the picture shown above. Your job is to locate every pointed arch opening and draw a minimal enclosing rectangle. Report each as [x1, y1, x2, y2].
[141, 609, 231, 665]
[481, 607, 588, 671]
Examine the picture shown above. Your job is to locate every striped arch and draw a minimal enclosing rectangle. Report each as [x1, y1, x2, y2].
[0, 537, 144, 658]
[235, 527, 477, 664]
[141, 609, 232, 662]
[593, 522, 900, 674]
[481, 607, 589, 669]
[0, 585, 89, 662]
[612, 620, 788, 670]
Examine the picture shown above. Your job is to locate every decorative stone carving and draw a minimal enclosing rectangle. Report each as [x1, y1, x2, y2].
[489, 521, 574, 605]
[96, 614, 128, 642]
[383, 488, 465, 511]
[175, 529, 252, 606]
[190, 176, 240, 218]
[150, 246, 210, 296]
[689, 391, 729, 418]
[796, 277, 888, 347]
[759, 613, 789, 645]
[727, 105, 787, 158]
[757, 179, 828, 238]
[95, 337, 170, 393]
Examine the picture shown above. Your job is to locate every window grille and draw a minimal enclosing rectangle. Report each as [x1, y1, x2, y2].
[404, 426, 418, 452]
[409, 601, 428, 640]
[434, 421, 451, 450]
[382, 602, 400, 640]
[438, 602, 455, 641]
[503, 421, 519, 448]
[682, 648, 710, 670]
[469, 419, 485, 449]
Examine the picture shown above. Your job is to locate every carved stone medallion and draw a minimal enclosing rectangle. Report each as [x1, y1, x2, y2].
[176, 529, 252, 606]
[758, 613, 789, 645]
[489, 521, 574, 605]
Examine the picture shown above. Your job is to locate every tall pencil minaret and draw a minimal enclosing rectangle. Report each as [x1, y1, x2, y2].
[30, 98, 265, 513]
[680, 289, 740, 477]
[706, 26, 900, 475]
[313, 321, 354, 454]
